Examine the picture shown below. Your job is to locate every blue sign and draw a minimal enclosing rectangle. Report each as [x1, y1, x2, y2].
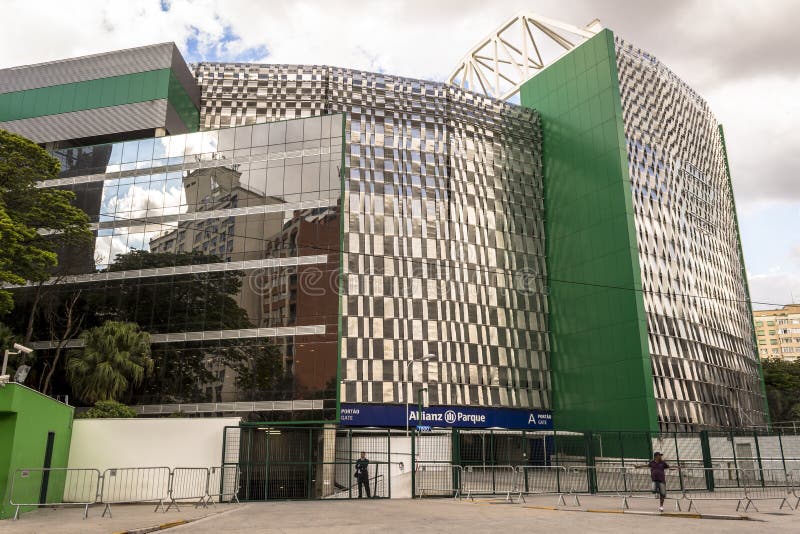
[340, 403, 553, 430]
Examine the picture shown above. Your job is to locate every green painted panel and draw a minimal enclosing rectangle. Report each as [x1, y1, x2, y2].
[167, 71, 199, 133]
[0, 68, 198, 131]
[520, 29, 658, 432]
[0, 384, 73, 519]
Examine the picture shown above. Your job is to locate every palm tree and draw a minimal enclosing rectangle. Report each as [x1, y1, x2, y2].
[66, 321, 153, 404]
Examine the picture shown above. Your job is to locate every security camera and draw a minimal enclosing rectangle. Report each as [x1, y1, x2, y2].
[12, 343, 33, 354]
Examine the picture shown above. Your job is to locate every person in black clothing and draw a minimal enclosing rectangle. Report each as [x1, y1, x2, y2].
[355, 451, 371, 498]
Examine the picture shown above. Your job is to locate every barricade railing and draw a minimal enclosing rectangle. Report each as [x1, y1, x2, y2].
[593, 465, 630, 495]
[415, 463, 462, 498]
[461, 465, 517, 501]
[167, 467, 210, 511]
[326, 473, 385, 499]
[515, 466, 576, 506]
[9, 466, 242, 520]
[8, 468, 101, 520]
[790, 469, 800, 509]
[740, 468, 794, 512]
[207, 465, 240, 504]
[564, 465, 680, 510]
[100, 467, 172, 518]
[677, 467, 761, 513]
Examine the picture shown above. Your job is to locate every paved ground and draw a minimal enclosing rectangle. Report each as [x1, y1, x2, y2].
[1, 496, 799, 534]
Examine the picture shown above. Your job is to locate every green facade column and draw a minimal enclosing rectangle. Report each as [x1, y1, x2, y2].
[699, 430, 714, 491]
[519, 29, 657, 434]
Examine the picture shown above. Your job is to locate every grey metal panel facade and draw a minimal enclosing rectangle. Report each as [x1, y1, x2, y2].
[614, 37, 767, 431]
[0, 99, 168, 143]
[0, 42, 176, 94]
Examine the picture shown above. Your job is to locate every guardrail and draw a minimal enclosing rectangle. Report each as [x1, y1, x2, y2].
[326, 474, 386, 499]
[8, 468, 101, 520]
[515, 466, 576, 506]
[461, 465, 518, 501]
[8, 466, 240, 520]
[408, 463, 800, 513]
[415, 463, 463, 498]
[167, 467, 210, 511]
[207, 465, 241, 504]
[100, 467, 171, 517]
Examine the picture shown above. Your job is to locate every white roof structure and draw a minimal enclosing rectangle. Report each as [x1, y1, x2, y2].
[447, 13, 603, 101]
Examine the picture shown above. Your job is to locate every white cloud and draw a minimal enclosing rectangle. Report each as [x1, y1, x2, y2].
[749, 270, 800, 310]
[3, 0, 799, 302]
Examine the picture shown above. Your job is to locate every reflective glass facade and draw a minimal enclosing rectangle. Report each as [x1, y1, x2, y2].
[10, 115, 343, 418]
[194, 64, 550, 411]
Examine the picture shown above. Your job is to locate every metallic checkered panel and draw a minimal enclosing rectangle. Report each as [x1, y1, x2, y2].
[194, 63, 550, 410]
[615, 39, 767, 430]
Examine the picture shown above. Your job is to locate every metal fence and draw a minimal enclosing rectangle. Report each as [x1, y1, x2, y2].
[407, 427, 800, 509]
[8, 468, 100, 520]
[226, 426, 400, 500]
[7, 466, 240, 520]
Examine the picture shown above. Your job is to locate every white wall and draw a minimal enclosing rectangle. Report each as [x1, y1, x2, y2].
[67, 417, 240, 471]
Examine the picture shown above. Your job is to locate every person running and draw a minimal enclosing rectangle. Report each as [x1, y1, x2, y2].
[635, 452, 679, 512]
[355, 451, 371, 498]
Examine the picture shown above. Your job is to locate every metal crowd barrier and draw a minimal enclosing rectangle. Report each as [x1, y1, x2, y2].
[461, 465, 517, 501]
[791, 469, 800, 509]
[9, 466, 240, 520]
[100, 467, 172, 517]
[676, 467, 797, 513]
[8, 468, 101, 520]
[416, 463, 463, 498]
[167, 467, 210, 511]
[515, 466, 576, 506]
[739, 468, 794, 512]
[207, 465, 241, 504]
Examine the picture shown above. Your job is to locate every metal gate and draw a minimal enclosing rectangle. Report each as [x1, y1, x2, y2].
[222, 425, 393, 500]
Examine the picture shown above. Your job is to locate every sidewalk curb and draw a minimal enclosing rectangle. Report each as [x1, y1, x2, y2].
[111, 517, 195, 534]
[518, 504, 752, 521]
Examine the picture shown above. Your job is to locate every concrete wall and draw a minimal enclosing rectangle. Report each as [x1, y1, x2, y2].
[67, 417, 240, 472]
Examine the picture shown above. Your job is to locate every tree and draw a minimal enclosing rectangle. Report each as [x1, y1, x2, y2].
[66, 321, 154, 404]
[761, 358, 800, 422]
[77, 400, 137, 419]
[0, 129, 93, 315]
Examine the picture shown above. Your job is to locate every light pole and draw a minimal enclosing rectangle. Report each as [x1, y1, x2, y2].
[405, 354, 436, 435]
[1, 343, 33, 387]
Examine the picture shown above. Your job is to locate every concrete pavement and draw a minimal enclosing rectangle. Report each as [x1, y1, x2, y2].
[1, 496, 798, 533]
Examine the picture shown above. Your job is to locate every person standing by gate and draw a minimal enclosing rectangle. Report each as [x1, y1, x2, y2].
[355, 451, 371, 498]
[635, 452, 679, 512]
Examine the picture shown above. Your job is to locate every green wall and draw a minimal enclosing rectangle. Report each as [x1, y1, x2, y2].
[0, 69, 198, 132]
[520, 29, 658, 432]
[0, 384, 74, 520]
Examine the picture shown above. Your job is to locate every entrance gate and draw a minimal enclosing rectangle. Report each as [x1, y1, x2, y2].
[222, 425, 393, 500]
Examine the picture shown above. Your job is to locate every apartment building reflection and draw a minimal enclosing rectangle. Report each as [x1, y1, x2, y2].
[148, 165, 339, 402]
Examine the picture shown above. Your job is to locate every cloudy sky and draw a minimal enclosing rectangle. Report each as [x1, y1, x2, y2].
[2, 0, 798, 308]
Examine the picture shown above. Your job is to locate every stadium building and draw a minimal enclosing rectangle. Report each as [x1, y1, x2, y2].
[0, 15, 768, 436]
